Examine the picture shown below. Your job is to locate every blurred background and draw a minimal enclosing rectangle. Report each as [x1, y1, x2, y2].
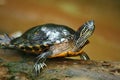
[0, 0, 120, 61]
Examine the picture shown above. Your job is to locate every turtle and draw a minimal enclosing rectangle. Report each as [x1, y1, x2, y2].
[0, 20, 95, 75]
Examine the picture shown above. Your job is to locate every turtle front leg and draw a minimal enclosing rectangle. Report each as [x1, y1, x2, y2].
[79, 51, 90, 60]
[33, 51, 52, 75]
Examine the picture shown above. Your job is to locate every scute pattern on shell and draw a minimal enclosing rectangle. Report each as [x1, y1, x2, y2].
[10, 24, 75, 54]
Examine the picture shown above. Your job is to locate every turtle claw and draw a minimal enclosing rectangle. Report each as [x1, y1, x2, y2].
[33, 51, 52, 75]
[33, 62, 47, 75]
[33, 55, 47, 75]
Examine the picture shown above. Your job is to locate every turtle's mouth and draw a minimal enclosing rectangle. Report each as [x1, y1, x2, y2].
[73, 20, 95, 51]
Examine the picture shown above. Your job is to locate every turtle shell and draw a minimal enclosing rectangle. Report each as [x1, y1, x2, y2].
[10, 24, 75, 54]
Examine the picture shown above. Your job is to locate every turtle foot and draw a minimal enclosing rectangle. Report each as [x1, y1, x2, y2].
[33, 62, 47, 76]
[80, 51, 90, 60]
[33, 51, 52, 76]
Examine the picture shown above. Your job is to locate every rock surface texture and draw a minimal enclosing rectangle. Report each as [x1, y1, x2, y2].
[0, 49, 120, 80]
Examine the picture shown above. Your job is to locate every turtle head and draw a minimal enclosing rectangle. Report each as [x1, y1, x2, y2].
[73, 20, 95, 51]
